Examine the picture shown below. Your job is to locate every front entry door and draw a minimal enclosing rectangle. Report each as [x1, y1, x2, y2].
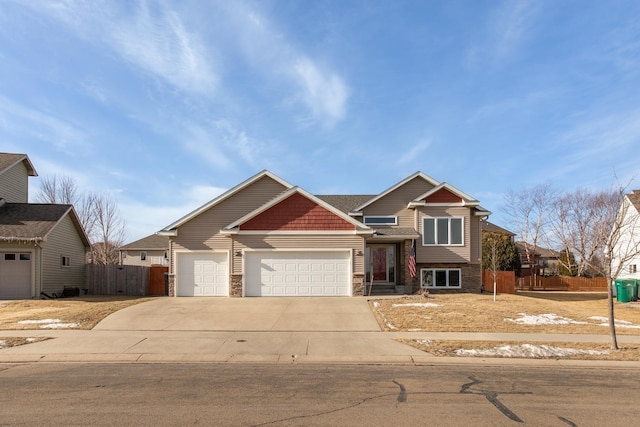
[365, 245, 396, 285]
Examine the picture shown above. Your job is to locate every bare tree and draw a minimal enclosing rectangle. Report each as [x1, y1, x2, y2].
[35, 175, 127, 265]
[90, 193, 127, 265]
[504, 183, 554, 289]
[549, 189, 619, 277]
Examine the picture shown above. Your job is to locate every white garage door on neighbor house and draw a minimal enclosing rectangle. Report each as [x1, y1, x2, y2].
[244, 251, 351, 297]
[0, 252, 32, 299]
[176, 252, 229, 296]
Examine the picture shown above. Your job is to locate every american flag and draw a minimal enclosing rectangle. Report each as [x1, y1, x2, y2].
[408, 239, 417, 278]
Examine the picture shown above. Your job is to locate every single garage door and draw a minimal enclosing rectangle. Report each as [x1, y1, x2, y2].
[245, 251, 351, 297]
[176, 252, 228, 296]
[0, 253, 32, 299]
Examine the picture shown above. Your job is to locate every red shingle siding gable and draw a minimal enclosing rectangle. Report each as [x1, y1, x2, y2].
[425, 188, 462, 204]
[241, 193, 355, 231]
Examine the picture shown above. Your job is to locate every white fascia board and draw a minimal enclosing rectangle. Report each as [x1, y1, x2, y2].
[352, 171, 441, 212]
[412, 182, 479, 206]
[159, 170, 293, 232]
[223, 186, 372, 231]
[228, 230, 365, 235]
[157, 230, 178, 237]
[474, 205, 492, 217]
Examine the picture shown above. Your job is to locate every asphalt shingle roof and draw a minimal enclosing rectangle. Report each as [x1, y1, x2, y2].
[316, 195, 375, 214]
[0, 203, 72, 241]
[121, 233, 170, 250]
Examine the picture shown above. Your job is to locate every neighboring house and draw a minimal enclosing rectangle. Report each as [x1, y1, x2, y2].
[612, 189, 640, 281]
[120, 234, 170, 266]
[515, 241, 560, 277]
[158, 170, 489, 297]
[0, 153, 91, 299]
[481, 221, 515, 241]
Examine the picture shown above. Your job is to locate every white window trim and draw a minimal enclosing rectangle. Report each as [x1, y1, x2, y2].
[363, 216, 398, 225]
[422, 216, 464, 246]
[420, 268, 462, 289]
[61, 256, 71, 268]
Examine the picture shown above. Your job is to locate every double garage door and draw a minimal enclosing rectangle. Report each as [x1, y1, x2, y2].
[245, 251, 351, 297]
[0, 253, 32, 299]
[176, 251, 351, 297]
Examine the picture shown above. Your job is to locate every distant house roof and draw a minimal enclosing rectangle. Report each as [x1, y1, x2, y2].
[121, 234, 170, 250]
[0, 153, 38, 177]
[481, 221, 515, 236]
[0, 202, 90, 247]
[515, 241, 559, 259]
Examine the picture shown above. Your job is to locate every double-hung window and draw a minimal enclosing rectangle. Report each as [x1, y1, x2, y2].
[422, 217, 464, 245]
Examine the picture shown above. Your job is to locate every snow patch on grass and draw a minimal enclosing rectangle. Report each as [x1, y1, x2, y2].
[17, 319, 80, 329]
[0, 340, 5, 346]
[456, 344, 610, 358]
[505, 313, 589, 325]
[18, 319, 63, 324]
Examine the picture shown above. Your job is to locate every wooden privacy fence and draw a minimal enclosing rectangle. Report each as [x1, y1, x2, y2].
[85, 265, 169, 296]
[517, 275, 608, 292]
[482, 270, 516, 294]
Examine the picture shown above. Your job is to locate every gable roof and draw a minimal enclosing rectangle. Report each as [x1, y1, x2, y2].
[409, 182, 479, 207]
[627, 190, 640, 212]
[223, 187, 372, 233]
[316, 195, 375, 214]
[121, 233, 170, 250]
[481, 221, 515, 236]
[159, 170, 293, 233]
[351, 172, 441, 213]
[0, 153, 38, 177]
[0, 202, 90, 247]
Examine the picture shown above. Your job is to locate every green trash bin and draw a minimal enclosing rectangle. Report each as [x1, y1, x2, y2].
[629, 280, 639, 301]
[615, 280, 631, 303]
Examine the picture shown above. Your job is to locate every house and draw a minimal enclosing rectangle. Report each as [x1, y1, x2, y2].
[158, 170, 489, 297]
[120, 234, 170, 266]
[612, 189, 640, 281]
[481, 221, 515, 241]
[515, 241, 560, 277]
[0, 153, 90, 299]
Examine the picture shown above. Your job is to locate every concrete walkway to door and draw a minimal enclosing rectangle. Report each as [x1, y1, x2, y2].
[93, 297, 382, 332]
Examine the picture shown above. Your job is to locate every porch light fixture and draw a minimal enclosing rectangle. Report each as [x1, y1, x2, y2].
[356, 250, 363, 256]
[235, 250, 242, 257]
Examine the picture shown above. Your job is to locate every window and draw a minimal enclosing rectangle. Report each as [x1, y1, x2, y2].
[422, 217, 464, 245]
[19, 254, 30, 261]
[4, 254, 16, 261]
[630, 265, 638, 274]
[363, 216, 398, 225]
[61, 256, 71, 267]
[140, 251, 147, 261]
[420, 268, 461, 288]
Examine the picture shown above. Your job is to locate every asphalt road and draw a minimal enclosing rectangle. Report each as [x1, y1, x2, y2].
[0, 363, 638, 426]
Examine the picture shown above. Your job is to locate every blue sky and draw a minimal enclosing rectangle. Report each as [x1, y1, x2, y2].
[2, 0, 639, 242]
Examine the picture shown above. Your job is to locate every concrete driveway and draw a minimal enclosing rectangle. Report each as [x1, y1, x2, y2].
[94, 297, 382, 332]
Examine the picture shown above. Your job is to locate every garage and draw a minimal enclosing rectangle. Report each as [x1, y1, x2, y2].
[245, 251, 351, 297]
[176, 252, 229, 296]
[0, 252, 32, 299]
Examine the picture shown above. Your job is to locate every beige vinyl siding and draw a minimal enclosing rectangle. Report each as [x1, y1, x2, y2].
[0, 161, 29, 203]
[232, 234, 365, 275]
[170, 176, 288, 273]
[40, 214, 87, 294]
[121, 249, 168, 266]
[362, 176, 435, 227]
[469, 214, 482, 264]
[418, 206, 471, 263]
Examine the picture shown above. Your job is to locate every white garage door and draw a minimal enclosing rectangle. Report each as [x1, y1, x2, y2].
[0, 253, 32, 299]
[245, 251, 351, 297]
[176, 252, 228, 296]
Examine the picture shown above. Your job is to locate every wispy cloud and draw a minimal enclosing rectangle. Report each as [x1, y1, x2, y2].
[466, 0, 539, 69]
[396, 139, 432, 166]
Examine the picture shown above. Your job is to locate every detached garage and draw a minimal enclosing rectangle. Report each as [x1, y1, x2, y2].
[245, 251, 351, 297]
[176, 252, 229, 296]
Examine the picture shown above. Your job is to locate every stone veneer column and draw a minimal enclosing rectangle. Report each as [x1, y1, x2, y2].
[168, 274, 175, 297]
[352, 273, 365, 296]
[230, 274, 243, 297]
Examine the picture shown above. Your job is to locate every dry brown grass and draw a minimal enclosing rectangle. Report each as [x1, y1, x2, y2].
[370, 292, 640, 334]
[400, 339, 640, 361]
[0, 296, 153, 330]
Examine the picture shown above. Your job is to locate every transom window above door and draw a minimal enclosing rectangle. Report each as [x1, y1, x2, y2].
[363, 216, 397, 225]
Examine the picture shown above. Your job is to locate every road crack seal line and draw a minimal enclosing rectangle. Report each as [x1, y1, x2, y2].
[460, 376, 531, 424]
[392, 380, 407, 403]
[558, 416, 577, 426]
